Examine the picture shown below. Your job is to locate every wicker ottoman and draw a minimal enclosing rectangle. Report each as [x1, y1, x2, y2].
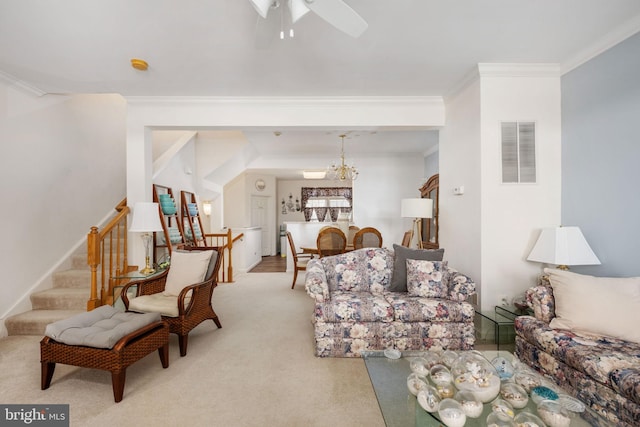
[40, 306, 169, 402]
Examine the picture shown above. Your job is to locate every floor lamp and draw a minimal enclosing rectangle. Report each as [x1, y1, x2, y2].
[401, 198, 433, 249]
[129, 202, 164, 274]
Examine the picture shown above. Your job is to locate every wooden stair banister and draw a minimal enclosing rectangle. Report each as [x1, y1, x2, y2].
[87, 199, 132, 310]
[202, 229, 243, 283]
[88, 200, 245, 310]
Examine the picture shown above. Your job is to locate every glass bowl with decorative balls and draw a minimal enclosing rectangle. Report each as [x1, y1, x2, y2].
[451, 351, 501, 402]
[430, 364, 453, 385]
[500, 382, 529, 409]
[537, 399, 572, 427]
[407, 373, 429, 396]
[486, 411, 517, 427]
[514, 412, 548, 427]
[417, 385, 441, 413]
[453, 390, 483, 418]
[437, 398, 467, 427]
[491, 355, 515, 380]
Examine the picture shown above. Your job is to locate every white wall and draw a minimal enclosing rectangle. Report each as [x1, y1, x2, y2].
[440, 79, 483, 302]
[441, 66, 562, 311]
[354, 155, 427, 246]
[479, 68, 562, 309]
[0, 82, 126, 333]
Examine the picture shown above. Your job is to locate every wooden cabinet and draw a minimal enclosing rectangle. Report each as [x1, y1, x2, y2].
[419, 174, 439, 249]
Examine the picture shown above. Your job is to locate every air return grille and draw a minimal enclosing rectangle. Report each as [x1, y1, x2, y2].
[501, 122, 536, 183]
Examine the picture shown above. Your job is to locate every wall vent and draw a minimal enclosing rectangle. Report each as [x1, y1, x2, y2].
[501, 122, 536, 183]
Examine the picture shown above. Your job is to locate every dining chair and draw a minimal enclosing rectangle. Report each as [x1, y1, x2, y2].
[286, 231, 312, 289]
[316, 227, 347, 258]
[353, 227, 383, 249]
[401, 230, 412, 247]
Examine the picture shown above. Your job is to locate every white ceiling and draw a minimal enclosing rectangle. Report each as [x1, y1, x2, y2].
[2, 0, 640, 169]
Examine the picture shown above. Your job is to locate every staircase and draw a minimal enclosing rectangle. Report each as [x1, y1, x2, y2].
[5, 248, 92, 336]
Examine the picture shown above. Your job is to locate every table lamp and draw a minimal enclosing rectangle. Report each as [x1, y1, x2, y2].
[401, 198, 433, 249]
[129, 202, 164, 274]
[527, 226, 600, 270]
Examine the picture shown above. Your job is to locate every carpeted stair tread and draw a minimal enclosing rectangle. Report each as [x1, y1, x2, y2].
[30, 288, 90, 310]
[5, 309, 86, 336]
[52, 269, 91, 289]
[71, 254, 89, 270]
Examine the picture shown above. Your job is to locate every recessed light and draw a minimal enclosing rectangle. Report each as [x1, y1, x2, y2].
[131, 58, 149, 71]
[303, 171, 326, 179]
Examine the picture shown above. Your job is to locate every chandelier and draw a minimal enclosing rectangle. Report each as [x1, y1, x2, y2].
[327, 134, 359, 181]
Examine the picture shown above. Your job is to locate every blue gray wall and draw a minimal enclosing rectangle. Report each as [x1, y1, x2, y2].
[561, 32, 640, 277]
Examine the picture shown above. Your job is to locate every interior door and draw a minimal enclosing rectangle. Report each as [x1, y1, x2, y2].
[251, 195, 272, 256]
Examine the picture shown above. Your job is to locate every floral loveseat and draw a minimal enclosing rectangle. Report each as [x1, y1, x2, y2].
[304, 247, 476, 357]
[515, 268, 640, 426]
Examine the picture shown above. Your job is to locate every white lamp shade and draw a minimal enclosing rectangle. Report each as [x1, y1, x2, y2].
[527, 226, 600, 266]
[401, 198, 433, 219]
[129, 202, 163, 232]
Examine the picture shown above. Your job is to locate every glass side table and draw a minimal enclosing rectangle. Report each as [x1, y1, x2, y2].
[474, 308, 516, 352]
[112, 269, 167, 309]
[495, 304, 533, 320]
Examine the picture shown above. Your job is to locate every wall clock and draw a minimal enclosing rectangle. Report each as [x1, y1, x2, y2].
[255, 179, 266, 191]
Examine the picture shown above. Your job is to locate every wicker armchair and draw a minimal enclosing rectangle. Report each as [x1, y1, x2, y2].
[122, 249, 222, 356]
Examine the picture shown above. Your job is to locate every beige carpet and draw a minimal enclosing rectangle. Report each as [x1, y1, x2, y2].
[0, 272, 385, 427]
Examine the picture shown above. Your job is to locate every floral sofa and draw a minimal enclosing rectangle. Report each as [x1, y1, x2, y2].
[515, 268, 640, 426]
[304, 247, 476, 357]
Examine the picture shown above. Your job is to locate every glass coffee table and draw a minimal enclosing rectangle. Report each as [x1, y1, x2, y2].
[362, 350, 607, 427]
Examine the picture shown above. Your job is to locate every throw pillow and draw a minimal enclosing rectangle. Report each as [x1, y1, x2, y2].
[389, 244, 445, 292]
[545, 268, 640, 343]
[406, 259, 448, 298]
[163, 250, 214, 297]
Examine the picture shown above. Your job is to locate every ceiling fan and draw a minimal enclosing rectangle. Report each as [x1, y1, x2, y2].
[249, 0, 368, 39]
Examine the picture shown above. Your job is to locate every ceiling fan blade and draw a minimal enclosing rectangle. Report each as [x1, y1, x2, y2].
[289, 0, 310, 24]
[250, 0, 273, 18]
[303, 0, 368, 37]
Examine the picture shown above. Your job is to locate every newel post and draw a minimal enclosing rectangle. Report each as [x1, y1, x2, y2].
[226, 228, 234, 283]
[87, 226, 100, 310]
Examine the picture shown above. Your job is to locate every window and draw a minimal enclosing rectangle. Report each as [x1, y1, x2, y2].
[501, 122, 536, 183]
[301, 187, 352, 222]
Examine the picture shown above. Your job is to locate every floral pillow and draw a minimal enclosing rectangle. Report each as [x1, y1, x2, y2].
[406, 259, 448, 298]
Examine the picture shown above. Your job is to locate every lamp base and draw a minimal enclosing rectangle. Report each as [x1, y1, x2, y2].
[139, 255, 155, 275]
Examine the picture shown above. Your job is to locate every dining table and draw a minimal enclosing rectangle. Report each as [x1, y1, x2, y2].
[300, 245, 354, 255]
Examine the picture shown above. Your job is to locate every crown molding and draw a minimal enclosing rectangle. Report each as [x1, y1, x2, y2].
[445, 63, 561, 102]
[561, 16, 640, 75]
[477, 63, 561, 77]
[124, 95, 444, 108]
[0, 70, 47, 97]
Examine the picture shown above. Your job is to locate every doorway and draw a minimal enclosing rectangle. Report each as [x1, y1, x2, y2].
[251, 195, 273, 256]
